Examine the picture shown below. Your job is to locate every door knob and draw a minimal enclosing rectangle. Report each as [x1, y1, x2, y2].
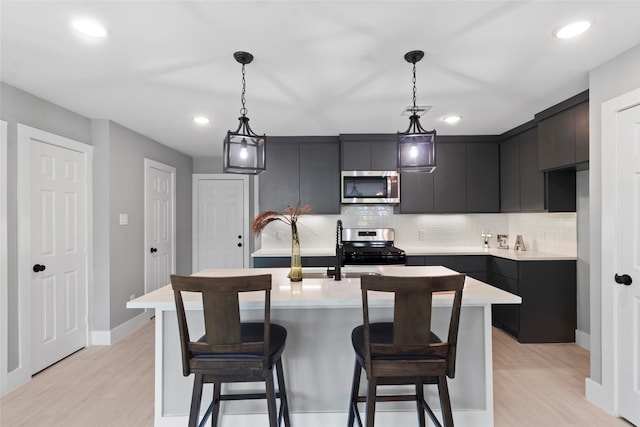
[238, 235, 242, 239]
[150, 247, 158, 253]
[33, 264, 46, 273]
[615, 274, 632, 286]
[237, 243, 242, 247]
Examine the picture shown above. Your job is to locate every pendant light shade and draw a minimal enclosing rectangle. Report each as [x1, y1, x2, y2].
[397, 50, 437, 173]
[223, 51, 266, 175]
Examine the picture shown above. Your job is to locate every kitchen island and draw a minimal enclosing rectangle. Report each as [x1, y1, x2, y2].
[128, 265, 520, 427]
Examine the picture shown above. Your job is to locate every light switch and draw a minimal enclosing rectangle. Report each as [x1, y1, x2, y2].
[119, 213, 129, 225]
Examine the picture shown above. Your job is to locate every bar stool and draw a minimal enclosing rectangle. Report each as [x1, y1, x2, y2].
[347, 274, 465, 427]
[171, 274, 291, 427]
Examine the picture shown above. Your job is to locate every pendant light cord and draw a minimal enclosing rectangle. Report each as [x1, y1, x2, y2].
[240, 63, 248, 117]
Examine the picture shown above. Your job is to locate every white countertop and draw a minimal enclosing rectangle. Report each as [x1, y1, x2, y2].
[251, 246, 576, 261]
[127, 265, 521, 310]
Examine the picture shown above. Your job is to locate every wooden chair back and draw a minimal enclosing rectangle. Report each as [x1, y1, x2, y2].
[360, 274, 465, 378]
[171, 274, 272, 377]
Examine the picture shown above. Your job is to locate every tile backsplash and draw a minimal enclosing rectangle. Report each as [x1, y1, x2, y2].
[256, 207, 576, 256]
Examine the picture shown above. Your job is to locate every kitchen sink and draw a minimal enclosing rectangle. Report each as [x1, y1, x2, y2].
[294, 270, 381, 279]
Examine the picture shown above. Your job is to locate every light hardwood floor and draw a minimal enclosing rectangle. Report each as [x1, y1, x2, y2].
[1, 321, 632, 427]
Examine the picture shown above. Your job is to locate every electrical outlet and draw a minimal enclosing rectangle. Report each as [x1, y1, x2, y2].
[419, 229, 427, 240]
[129, 294, 136, 301]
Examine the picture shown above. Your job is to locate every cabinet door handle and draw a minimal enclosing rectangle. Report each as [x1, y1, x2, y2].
[615, 274, 632, 286]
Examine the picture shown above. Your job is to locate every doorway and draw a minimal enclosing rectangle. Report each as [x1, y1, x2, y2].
[192, 174, 249, 271]
[17, 124, 92, 379]
[144, 159, 176, 294]
[600, 87, 640, 425]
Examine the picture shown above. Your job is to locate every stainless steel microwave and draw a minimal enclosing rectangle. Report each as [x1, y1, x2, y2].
[341, 171, 400, 204]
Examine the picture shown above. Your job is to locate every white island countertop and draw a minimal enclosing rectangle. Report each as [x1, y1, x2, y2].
[251, 247, 576, 261]
[127, 265, 521, 311]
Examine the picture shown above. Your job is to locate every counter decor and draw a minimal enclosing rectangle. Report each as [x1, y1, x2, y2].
[252, 202, 312, 281]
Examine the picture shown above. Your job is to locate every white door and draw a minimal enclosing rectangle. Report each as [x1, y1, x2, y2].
[144, 159, 175, 294]
[616, 103, 640, 425]
[30, 140, 88, 374]
[194, 177, 246, 270]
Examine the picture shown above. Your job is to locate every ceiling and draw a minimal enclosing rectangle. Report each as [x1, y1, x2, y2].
[2, 1, 640, 158]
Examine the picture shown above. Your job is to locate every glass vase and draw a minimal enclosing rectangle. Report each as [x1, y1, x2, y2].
[290, 223, 303, 282]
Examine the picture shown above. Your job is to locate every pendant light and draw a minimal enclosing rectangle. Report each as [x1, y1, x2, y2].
[223, 51, 266, 174]
[397, 50, 437, 173]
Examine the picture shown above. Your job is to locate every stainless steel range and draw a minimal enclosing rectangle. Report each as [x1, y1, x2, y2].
[341, 228, 406, 265]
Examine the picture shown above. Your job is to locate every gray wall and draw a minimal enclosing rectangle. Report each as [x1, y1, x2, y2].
[588, 44, 640, 383]
[1, 82, 193, 372]
[105, 121, 192, 329]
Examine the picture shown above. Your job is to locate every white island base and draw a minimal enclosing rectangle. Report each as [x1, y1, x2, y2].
[127, 266, 520, 427]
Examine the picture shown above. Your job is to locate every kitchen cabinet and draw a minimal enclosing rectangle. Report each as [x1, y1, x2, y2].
[434, 142, 466, 212]
[466, 142, 500, 212]
[406, 255, 488, 282]
[400, 139, 499, 213]
[500, 126, 545, 212]
[259, 136, 340, 214]
[253, 256, 336, 268]
[340, 134, 397, 170]
[536, 92, 589, 171]
[490, 257, 576, 343]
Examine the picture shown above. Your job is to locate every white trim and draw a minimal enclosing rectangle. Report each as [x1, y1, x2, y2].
[90, 311, 152, 345]
[595, 87, 640, 416]
[144, 158, 176, 294]
[15, 124, 93, 390]
[192, 174, 250, 272]
[575, 329, 590, 350]
[0, 120, 9, 394]
[586, 377, 614, 415]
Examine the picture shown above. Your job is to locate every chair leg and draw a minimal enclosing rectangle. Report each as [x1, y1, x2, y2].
[365, 377, 377, 427]
[275, 358, 291, 427]
[189, 374, 204, 427]
[211, 381, 221, 427]
[265, 367, 279, 427]
[347, 360, 362, 427]
[415, 381, 426, 427]
[437, 376, 454, 427]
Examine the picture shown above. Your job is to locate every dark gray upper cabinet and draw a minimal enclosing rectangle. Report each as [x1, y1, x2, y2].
[259, 139, 300, 213]
[500, 126, 545, 213]
[466, 142, 500, 212]
[399, 138, 499, 213]
[574, 101, 589, 164]
[536, 92, 589, 171]
[398, 172, 434, 213]
[434, 142, 467, 212]
[500, 135, 521, 212]
[519, 128, 545, 211]
[300, 140, 340, 214]
[259, 136, 340, 214]
[340, 134, 397, 170]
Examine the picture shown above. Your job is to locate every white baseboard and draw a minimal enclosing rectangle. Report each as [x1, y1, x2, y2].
[91, 311, 152, 345]
[586, 377, 615, 415]
[575, 329, 590, 350]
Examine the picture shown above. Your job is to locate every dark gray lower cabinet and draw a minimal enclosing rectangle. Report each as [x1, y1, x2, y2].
[490, 257, 576, 343]
[253, 256, 335, 268]
[405, 255, 488, 282]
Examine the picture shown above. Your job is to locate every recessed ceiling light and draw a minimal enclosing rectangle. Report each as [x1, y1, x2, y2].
[442, 115, 462, 124]
[193, 116, 210, 125]
[555, 21, 591, 39]
[71, 18, 108, 38]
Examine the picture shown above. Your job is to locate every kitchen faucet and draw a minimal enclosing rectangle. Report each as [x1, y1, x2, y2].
[334, 219, 343, 281]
